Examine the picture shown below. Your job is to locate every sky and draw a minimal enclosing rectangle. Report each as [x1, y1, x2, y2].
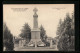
[3, 4, 74, 38]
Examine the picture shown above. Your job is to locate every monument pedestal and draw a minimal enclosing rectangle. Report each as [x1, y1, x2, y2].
[28, 39, 45, 47]
[28, 29, 45, 47]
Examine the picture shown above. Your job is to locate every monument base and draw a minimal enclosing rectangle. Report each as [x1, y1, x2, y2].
[27, 39, 45, 47]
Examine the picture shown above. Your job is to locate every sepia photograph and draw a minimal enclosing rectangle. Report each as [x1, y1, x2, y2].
[3, 4, 75, 51]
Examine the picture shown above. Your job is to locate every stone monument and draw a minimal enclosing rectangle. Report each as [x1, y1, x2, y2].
[28, 8, 45, 47]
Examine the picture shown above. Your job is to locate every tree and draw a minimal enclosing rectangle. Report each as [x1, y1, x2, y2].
[68, 12, 75, 50]
[56, 19, 62, 36]
[71, 12, 74, 36]
[40, 25, 50, 46]
[57, 13, 75, 51]
[20, 23, 31, 43]
[3, 23, 14, 51]
[40, 25, 46, 41]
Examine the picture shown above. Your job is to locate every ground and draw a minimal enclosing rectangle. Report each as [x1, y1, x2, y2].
[14, 44, 58, 51]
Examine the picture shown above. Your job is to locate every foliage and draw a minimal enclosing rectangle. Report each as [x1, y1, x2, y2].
[3, 23, 14, 51]
[40, 25, 50, 46]
[57, 13, 75, 51]
[56, 19, 62, 36]
[20, 23, 31, 43]
[40, 25, 46, 41]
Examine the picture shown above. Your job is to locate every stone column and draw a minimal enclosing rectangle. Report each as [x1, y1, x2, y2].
[21, 40, 23, 47]
[50, 40, 52, 48]
[3, 46, 6, 51]
[19, 40, 23, 47]
[35, 40, 37, 48]
[19, 40, 21, 48]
